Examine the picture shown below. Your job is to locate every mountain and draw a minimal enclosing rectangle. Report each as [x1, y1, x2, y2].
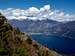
[9, 19, 61, 34]
[0, 13, 62, 56]
[50, 21, 75, 39]
[9, 18, 75, 39]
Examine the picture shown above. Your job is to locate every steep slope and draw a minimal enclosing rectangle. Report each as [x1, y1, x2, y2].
[0, 13, 62, 56]
[50, 21, 75, 39]
[9, 19, 60, 33]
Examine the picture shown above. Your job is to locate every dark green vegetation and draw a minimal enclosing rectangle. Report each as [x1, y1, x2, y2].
[0, 13, 62, 56]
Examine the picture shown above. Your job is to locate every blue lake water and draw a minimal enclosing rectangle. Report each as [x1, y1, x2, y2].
[31, 35, 75, 54]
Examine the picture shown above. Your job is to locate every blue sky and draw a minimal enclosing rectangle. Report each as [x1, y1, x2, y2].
[0, 0, 75, 14]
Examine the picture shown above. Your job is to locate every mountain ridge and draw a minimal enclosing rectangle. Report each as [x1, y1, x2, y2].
[9, 18, 75, 39]
[0, 13, 63, 56]
[9, 19, 61, 33]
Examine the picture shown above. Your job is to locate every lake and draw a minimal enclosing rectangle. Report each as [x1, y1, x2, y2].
[31, 35, 75, 54]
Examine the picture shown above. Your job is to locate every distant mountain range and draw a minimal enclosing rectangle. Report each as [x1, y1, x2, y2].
[51, 21, 75, 38]
[9, 19, 61, 33]
[9, 19, 75, 39]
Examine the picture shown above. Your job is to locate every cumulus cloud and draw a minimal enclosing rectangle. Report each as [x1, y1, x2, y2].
[0, 5, 75, 22]
[40, 5, 50, 12]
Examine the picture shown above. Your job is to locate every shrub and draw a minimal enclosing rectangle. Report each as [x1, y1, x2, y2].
[15, 47, 28, 56]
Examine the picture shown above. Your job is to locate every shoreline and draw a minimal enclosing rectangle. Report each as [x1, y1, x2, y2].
[25, 32, 51, 35]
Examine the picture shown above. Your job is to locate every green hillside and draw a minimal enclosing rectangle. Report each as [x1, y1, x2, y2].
[0, 13, 61, 56]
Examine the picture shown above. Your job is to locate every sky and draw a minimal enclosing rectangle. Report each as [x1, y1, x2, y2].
[0, 0, 75, 14]
[0, 0, 75, 22]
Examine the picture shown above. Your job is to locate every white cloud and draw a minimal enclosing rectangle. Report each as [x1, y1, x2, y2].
[44, 5, 50, 10]
[40, 5, 50, 12]
[0, 5, 75, 22]
[26, 7, 39, 16]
